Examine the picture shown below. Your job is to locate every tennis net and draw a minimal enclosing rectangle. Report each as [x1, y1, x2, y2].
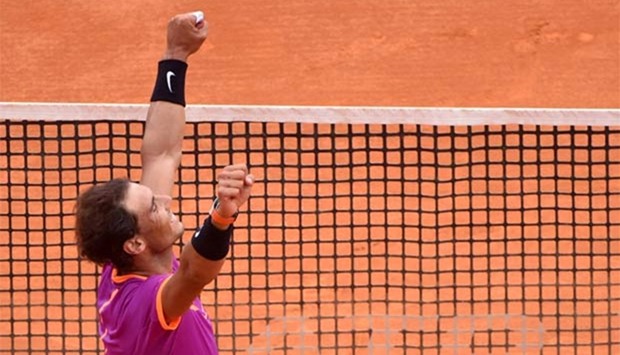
[1, 103, 619, 354]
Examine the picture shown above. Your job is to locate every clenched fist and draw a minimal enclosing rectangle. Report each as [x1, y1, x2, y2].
[163, 12, 209, 62]
[213, 164, 254, 229]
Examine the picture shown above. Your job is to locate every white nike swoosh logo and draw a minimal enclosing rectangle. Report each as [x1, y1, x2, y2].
[193, 230, 200, 238]
[166, 71, 176, 93]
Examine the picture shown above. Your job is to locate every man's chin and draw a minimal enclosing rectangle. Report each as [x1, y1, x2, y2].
[175, 224, 185, 239]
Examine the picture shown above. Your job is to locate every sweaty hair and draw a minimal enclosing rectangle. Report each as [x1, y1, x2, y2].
[75, 178, 137, 271]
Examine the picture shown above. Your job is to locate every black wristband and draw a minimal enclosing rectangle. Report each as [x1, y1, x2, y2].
[191, 216, 233, 261]
[150, 60, 188, 106]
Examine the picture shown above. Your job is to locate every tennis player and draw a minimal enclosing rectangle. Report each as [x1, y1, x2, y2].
[74, 12, 253, 354]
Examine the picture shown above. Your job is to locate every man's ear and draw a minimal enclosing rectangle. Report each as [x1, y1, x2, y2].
[123, 236, 146, 256]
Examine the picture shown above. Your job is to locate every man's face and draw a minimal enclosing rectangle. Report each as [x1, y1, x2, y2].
[123, 182, 184, 252]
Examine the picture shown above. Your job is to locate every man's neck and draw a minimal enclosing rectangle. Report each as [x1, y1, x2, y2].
[120, 249, 175, 276]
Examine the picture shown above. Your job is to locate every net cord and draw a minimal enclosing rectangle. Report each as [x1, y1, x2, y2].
[0, 102, 618, 125]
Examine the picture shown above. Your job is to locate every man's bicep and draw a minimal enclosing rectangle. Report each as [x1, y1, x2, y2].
[159, 272, 204, 326]
[140, 156, 178, 196]
[160, 246, 226, 323]
[139, 100, 185, 196]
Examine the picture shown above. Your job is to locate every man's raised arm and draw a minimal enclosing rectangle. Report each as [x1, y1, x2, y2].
[140, 13, 207, 196]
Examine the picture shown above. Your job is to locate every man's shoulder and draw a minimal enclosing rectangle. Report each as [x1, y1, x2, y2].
[99, 267, 170, 301]
[99, 272, 170, 319]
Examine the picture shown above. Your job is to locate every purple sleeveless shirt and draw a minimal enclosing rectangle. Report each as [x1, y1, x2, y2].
[97, 259, 219, 354]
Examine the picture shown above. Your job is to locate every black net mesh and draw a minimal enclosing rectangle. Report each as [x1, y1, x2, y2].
[1, 120, 619, 354]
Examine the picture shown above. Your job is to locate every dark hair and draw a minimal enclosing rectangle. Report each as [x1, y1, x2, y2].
[75, 178, 137, 271]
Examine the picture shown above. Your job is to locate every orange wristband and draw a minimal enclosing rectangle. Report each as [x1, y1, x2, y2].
[210, 208, 237, 226]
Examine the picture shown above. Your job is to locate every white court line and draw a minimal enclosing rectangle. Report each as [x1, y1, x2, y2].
[0, 102, 618, 125]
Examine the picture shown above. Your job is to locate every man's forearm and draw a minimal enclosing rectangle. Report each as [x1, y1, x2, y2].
[142, 53, 189, 160]
[142, 101, 185, 156]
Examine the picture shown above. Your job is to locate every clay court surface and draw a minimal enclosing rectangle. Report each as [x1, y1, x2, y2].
[0, 0, 618, 107]
[0, 0, 619, 354]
